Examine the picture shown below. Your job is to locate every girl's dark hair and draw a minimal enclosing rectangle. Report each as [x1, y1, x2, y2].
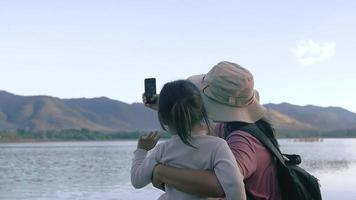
[225, 117, 279, 147]
[158, 80, 210, 148]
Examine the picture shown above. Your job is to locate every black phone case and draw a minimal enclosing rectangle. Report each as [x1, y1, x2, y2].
[144, 78, 156, 104]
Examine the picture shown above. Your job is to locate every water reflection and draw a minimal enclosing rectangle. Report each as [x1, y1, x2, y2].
[303, 160, 352, 173]
[1, 139, 356, 200]
[279, 139, 356, 173]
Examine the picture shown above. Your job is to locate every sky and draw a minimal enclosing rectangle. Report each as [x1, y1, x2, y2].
[0, 0, 355, 112]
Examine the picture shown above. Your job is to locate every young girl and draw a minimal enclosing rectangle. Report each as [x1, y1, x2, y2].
[131, 80, 246, 200]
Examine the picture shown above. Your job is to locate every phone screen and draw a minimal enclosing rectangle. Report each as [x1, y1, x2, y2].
[144, 78, 156, 104]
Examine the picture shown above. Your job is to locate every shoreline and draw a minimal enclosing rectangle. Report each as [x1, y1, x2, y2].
[0, 138, 139, 144]
[1, 137, 356, 144]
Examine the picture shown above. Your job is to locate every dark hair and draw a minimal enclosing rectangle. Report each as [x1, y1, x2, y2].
[158, 80, 210, 148]
[225, 117, 279, 147]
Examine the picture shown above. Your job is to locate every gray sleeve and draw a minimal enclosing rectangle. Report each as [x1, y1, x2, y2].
[213, 140, 246, 200]
[130, 146, 160, 189]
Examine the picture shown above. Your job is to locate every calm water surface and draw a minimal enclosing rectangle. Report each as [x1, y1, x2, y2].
[1, 139, 356, 200]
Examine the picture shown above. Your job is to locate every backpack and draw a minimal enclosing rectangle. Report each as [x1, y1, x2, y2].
[226, 123, 322, 200]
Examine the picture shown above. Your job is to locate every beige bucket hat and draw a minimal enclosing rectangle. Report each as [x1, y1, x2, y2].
[188, 61, 266, 123]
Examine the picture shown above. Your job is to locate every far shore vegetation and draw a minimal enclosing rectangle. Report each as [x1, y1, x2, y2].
[1, 128, 356, 142]
[0, 129, 171, 142]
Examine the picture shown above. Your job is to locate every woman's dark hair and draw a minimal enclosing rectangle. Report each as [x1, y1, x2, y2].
[224, 117, 279, 147]
[158, 80, 210, 148]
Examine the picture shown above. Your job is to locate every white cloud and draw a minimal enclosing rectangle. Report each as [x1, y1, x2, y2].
[295, 40, 336, 65]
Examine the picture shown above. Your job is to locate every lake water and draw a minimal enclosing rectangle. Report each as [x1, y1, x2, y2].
[1, 139, 356, 200]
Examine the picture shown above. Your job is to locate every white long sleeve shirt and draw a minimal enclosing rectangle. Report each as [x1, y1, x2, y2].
[130, 134, 246, 200]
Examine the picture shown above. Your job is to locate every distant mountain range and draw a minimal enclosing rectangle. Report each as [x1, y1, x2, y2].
[0, 91, 159, 132]
[1, 90, 356, 133]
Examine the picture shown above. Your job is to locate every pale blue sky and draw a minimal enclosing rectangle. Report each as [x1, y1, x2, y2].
[0, 0, 355, 112]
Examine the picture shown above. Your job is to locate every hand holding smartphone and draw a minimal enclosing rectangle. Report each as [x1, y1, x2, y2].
[144, 78, 158, 110]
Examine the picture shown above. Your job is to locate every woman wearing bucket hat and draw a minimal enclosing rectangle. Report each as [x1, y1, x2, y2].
[145, 61, 281, 200]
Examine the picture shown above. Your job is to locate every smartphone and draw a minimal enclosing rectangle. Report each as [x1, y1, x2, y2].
[144, 78, 156, 104]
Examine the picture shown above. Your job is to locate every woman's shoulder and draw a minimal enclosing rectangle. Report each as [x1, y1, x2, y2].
[227, 130, 266, 152]
[228, 130, 259, 141]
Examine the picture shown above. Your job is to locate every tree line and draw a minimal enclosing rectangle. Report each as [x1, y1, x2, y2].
[1, 128, 356, 142]
[0, 129, 171, 142]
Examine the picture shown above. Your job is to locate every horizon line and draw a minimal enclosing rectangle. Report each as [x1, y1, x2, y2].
[1, 89, 355, 114]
